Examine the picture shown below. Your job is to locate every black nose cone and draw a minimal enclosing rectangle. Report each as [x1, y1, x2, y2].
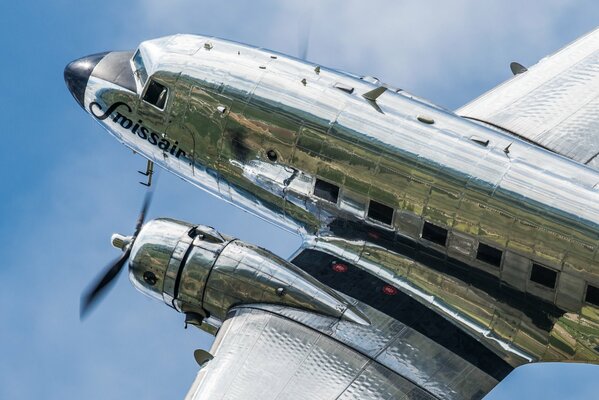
[64, 52, 109, 109]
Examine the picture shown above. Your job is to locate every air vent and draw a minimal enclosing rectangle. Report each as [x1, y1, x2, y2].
[361, 76, 380, 84]
[470, 136, 489, 147]
[334, 82, 354, 94]
[417, 115, 434, 125]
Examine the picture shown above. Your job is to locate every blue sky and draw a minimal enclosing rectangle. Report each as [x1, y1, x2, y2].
[1, 1, 598, 398]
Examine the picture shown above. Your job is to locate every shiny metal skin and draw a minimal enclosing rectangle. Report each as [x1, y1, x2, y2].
[232, 302, 503, 399]
[127, 218, 368, 325]
[459, 27, 599, 168]
[186, 307, 439, 400]
[128, 218, 193, 302]
[129, 218, 504, 399]
[65, 31, 599, 399]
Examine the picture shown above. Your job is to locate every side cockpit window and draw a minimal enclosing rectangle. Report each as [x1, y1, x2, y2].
[143, 79, 168, 110]
[132, 49, 148, 87]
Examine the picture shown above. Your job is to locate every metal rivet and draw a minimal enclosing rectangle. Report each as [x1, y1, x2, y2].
[276, 287, 286, 297]
[204, 42, 213, 50]
[314, 66, 321, 74]
[301, 78, 307, 86]
[217, 105, 227, 114]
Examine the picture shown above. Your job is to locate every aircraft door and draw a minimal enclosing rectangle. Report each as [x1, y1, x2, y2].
[182, 85, 233, 200]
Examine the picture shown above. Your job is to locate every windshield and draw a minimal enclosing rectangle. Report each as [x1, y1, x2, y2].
[132, 49, 148, 88]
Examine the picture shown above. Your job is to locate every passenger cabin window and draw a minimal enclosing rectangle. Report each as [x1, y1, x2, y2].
[132, 50, 148, 87]
[143, 79, 168, 110]
[530, 263, 557, 289]
[368, 200, 394, 225]
[422, 222, 448, 246]
[313, 178, 339, 204]
[476, 243, 502, 267]
[585, 284, 599, 307]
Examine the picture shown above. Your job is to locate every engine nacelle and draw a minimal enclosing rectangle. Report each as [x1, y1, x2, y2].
[128, 218, 368, 334]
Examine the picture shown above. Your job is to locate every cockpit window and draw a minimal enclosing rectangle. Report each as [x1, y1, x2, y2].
[143, 79, 168, 110]
[132, 49, 148, 87]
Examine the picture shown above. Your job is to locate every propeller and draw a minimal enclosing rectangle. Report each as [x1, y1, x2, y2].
[297, 6, 314, 61]
[80, 190, 153, 319]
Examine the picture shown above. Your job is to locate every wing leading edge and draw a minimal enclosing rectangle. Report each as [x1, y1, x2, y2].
[458, 27, 599, 169]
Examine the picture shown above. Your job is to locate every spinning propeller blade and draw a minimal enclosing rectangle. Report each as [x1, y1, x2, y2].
[80, 190, 153, 319]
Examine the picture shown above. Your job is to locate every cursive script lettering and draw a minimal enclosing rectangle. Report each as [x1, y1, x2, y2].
[89, 101, 132, 120]
[89, 101, 187, 160]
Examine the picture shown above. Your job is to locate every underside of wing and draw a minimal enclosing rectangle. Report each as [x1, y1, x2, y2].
[184, 245, 515, 400]
[183, 233, 599, 400]
[458, 27, 599, 169]
[186, 307, 443, 400]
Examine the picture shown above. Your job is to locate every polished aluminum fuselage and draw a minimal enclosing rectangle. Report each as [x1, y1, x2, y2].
[84, 35, 599, 367]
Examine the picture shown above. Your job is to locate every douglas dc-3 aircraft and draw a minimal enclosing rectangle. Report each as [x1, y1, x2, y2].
[65, 28, 599, 400]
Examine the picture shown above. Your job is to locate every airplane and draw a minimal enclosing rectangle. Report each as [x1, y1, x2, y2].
[64, 28, 599, 400]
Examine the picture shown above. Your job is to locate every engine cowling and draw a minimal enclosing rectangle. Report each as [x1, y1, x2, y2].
[127, 218, 369, 334]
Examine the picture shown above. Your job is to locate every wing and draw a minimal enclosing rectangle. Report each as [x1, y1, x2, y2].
[184, 253, 512, 400]
[185, 304, 500, 400]
[185, 306, 443, 400]
[457, 27, 599, 168]
[184, 237, 598, 400]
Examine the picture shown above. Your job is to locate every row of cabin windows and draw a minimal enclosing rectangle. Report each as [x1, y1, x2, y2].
[312, 178, 599, 307]
[314, 178, 395, 225]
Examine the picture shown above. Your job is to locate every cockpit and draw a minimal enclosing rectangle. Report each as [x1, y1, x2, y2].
[90, 51, 137, 93]
[131, 48, 169, 110]
[131, 49, 148, 88]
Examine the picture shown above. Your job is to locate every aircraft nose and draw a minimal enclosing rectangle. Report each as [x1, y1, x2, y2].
[64, 52, 110, 108]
